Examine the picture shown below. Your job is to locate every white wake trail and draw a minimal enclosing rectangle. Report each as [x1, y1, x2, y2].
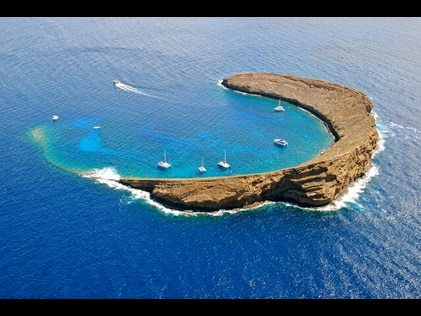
[114, 81, 158, 98]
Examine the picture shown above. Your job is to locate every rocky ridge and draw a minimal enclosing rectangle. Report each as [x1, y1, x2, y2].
[118, 72, 378, 212]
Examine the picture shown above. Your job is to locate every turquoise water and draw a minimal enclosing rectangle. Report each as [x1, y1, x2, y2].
[33, 80, 333, 178]
[0, 17, 420, 299]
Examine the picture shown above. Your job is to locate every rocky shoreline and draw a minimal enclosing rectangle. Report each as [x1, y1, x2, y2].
[118, 72, 379, 212]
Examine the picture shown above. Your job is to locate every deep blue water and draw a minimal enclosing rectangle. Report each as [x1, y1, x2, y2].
[0, 17, 419, 299]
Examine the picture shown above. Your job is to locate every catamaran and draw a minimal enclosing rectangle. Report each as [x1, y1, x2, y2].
[217, 150, 231, 169]
[157, 149, 171, 169]
[274, 99, 285, 112]
[198, 156, 206, 173]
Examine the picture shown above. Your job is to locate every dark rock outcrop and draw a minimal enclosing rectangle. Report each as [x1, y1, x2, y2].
[118, 72, 378, 212]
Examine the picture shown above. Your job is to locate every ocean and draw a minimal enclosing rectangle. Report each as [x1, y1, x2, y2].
[0, 17, 419, 299]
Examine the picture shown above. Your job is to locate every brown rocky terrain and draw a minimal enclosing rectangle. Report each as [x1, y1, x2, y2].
[118, 72, 378, 212]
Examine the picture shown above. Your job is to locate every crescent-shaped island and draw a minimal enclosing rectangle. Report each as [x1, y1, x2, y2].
[118, 72, 379, 212]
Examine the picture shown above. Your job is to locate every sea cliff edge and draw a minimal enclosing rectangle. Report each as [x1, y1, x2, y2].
[118, 72, 379, 212]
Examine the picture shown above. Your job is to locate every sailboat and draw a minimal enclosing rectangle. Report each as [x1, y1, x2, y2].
[157, 149, 171, 169]
[274, 99, 285, 112]
[198, 156, 206, 173]
[217, 149, 231, 169]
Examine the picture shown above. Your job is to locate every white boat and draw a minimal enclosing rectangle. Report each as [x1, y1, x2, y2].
[217, 150, 231, 169]
[274, 99, 284, 112]
[113, 80, 121, 86]
[93, 125, 101, 130]
[198, 156, 206, 173]
[157, 149, 171, 169]
[274, 138, 288, 146]
[51, 115, 59, 121]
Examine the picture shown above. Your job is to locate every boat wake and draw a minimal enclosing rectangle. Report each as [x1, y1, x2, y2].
[113, 80, 157, 98]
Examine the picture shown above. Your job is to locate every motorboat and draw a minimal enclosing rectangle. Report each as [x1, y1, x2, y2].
[113, 80, 121, 86]
[217, 150, 231, 169]
[93, 125, 101, 129]
[51, 115, 59, 121]
[157, 149, 171, 169]
[274, 138, 288, 146]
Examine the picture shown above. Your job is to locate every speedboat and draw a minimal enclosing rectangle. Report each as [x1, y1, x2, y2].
[51, 115, 59, 121]
[113, 80, 121, 85]
[274, 138, 288, 146]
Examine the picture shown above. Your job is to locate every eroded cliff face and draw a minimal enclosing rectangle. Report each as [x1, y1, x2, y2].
[118, 72, 378, 212]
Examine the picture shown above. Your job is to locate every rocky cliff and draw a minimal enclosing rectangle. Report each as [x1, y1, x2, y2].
[118, 72, 378, 212]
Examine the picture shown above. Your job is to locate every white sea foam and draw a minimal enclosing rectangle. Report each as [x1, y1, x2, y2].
[81, 167, 207, 216]
[223, 111, 383, 213]
[325, 164, 379, 210]
[282, 112, 383, 213]
[81, 133, 382, 216]
[81, 166, 274, 216]
[78, 109, 385, 216]
[372, 112, 387, 157]
[280, 112, 384, 212]
[389, 121, 420, 134]
[286, 163, 380, 212]
[82, 167, 121, 181]
[82, 112, 385, 216]
[115, 81, 154, 97]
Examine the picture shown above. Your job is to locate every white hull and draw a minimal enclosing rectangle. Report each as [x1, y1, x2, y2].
[199, 156, 206, 172]
[157, 149, 171, 168]
[218, 150, 231, 168]
[198, 166, 206, 173]
[274, 99, 284, 112]
[158, 161, 171, 169]
[274, 138, 288, 146]
[218, 161, 231, 169]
